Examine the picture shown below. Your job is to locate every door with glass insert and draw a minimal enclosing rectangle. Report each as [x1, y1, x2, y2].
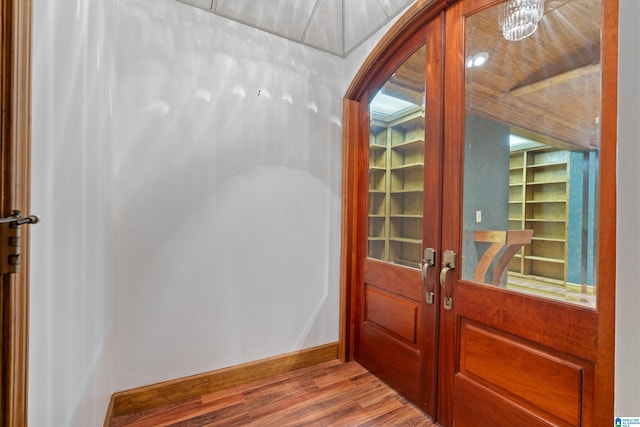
[358, 17, 442, 415]
[438, 0, 613, 425]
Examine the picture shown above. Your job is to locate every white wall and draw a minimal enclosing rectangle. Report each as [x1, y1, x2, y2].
[29, 0, 381, 422]
[30, 0, 116, 426]
[28, 0, 640, 425]
[615, 0, 640, 417]
[111, 0, 346, 391]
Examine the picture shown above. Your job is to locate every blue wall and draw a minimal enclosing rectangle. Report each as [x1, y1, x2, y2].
[566, 150, 597, 287]
[462, 115, 510, 283]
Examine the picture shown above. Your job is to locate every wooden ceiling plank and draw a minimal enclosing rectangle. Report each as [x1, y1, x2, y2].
[509, 63, 601, 97]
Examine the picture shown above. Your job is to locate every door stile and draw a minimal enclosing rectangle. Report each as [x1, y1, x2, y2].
[339, 95, 373, 364]
[339, 98, 363, 362]
[438, 1, 465, 425]
[419, 13, 445, 415]
[594, 0, 618, 424]
[355, 94, 372, 364]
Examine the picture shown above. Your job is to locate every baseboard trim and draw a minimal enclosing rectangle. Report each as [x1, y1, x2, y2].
[107, 342, 338, 421]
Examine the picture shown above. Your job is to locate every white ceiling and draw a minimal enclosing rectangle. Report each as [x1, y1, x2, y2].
[176, 0, 415, 57]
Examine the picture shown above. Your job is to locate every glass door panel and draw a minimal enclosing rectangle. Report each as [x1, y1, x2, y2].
[460, 0, 601, 307]
[368, 47, 426, 268]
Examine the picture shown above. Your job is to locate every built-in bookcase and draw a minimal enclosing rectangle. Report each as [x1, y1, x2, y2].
[508, 148, 569, 283]
[368, 109, 424, 268]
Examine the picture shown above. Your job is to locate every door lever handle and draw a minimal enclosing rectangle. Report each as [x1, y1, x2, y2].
[440, 250, 456, 310]
[439, 265, 452, 288]
[0, 210, 39, 275]
[422, 248, 436, 304]
[0, 210, 39, 225]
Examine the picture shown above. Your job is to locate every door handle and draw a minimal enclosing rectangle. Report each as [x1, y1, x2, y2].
[422, 248, 436, 304]
[440, 250, 456, 310]
[0, 210, 39, 274]
[0, 210, 38, 225]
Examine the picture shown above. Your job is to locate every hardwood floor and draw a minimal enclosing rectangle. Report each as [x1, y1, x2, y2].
[111, 360, 437, 426]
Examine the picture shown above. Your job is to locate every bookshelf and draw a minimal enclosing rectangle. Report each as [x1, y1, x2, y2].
[368, 109, 424, 268]
[508, 148, 569, 282]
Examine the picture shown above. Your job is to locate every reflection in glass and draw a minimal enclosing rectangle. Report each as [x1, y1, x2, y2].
[367, 46, 426, 268]
[461, 0, 600, 307]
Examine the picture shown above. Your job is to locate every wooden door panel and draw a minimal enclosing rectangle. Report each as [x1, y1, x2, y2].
[458, 320, 592, 426]
[363, 258, 422, 301]
[453, 376, 569, 427]
[361, 323, 421, 402]
[365, 286, 418, 343]
[456, 283, 599, 360]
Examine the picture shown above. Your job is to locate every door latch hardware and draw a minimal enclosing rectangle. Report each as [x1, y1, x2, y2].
[0, 210, 39, 274]
[422, 248, 436, 304]
[440, 249, 456, 310]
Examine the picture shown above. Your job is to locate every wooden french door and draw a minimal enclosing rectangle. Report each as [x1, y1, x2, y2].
[437, 0, 616, 425]
[354, 16, 443, 415]
[341, 0, 616, 425]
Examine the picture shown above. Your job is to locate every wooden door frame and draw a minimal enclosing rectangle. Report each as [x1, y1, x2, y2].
[0, 0, 33, 426]
[339, 0, 617, 425]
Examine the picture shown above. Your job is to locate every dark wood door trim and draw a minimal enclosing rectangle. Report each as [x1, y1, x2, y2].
[595, 0, 618, 423]
[344, 0, 449, 102]
[339, 98, 363, 362]
[0, 0, 33, 426]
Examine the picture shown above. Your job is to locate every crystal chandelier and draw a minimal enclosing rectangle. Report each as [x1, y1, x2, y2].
[498, 0, 545, 41]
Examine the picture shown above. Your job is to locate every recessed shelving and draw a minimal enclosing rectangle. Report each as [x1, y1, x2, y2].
[526, 255, 565, 264]
[507, 148, 569, 282]
[391, 139, 424, 150]
[367, 111, 424, 266]
[390, 162, 424, 171]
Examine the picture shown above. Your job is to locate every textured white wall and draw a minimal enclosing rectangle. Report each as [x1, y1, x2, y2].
[30, 0, 116, 426]
[616, 0, 640, 417]
[28, 0, 387, 422]
[111, 0, 346, 391]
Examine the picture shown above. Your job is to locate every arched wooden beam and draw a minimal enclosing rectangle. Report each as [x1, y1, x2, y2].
[344, 0, 453, 102]
[472, 230, 533, 286]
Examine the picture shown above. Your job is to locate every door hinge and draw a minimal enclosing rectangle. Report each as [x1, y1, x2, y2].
[0, 210, 39, 274]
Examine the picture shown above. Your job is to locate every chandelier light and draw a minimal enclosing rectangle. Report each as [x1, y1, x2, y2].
[498, 0, 545, 41]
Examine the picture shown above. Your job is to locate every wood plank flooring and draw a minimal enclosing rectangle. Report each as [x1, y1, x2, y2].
[111, 360, 437, 426]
